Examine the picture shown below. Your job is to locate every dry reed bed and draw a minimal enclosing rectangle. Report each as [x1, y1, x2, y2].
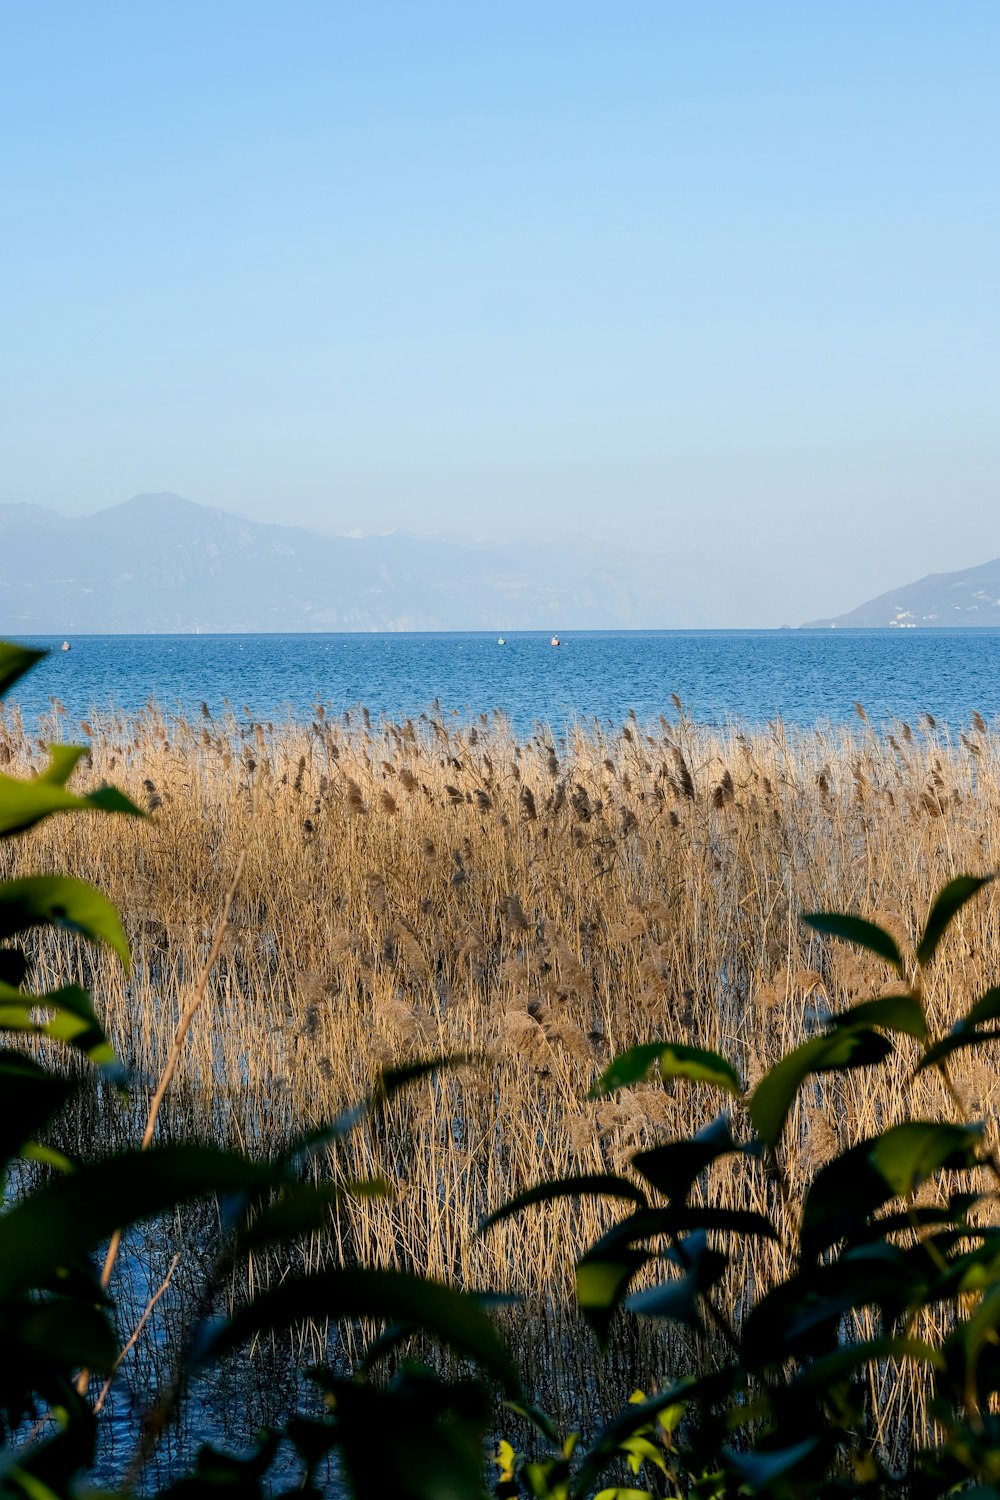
[4, 697, 1000, 1437]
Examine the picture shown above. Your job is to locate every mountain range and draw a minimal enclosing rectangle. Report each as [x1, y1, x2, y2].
[803, 557, 1000, 628]
[0, 493, 710, 633]
[4, 493, 996, 632]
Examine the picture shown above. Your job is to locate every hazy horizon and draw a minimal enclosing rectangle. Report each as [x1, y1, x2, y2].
[2, 3, 998, 627]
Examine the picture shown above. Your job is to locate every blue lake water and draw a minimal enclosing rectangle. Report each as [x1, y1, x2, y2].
[5, 629, 1000, 736]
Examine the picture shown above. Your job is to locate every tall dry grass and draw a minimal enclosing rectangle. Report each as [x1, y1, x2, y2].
[4, 695, 1000, 1440]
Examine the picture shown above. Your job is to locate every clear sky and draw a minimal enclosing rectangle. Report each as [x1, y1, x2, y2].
[2, 2, 997, 626]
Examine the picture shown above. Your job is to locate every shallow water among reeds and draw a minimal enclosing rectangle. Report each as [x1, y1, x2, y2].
[6, 702, 1000, 1479]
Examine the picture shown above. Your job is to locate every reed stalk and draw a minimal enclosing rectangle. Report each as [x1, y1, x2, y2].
[4, 699, 997, 1447]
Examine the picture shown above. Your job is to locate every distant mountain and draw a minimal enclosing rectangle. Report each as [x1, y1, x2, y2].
[803, 557, 1000, 629]
[0, 493, 709, 632]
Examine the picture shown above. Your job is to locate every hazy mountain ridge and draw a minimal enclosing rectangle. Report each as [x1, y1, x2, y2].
[0, 493, 708, 632]
[803, 557, 1000, 628]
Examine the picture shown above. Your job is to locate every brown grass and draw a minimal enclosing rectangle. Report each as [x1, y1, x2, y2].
[4, 696, 1000, 1441]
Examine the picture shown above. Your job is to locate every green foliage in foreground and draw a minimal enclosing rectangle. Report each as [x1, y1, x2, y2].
[4, 638, 1000, 1497]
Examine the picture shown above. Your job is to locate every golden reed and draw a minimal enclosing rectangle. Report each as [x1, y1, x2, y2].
[4, 696, 999, 1441]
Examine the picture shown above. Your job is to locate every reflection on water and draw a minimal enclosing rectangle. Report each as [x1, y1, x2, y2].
[85, 1205, 663, 1494]
[87, 1213, 340, 1492]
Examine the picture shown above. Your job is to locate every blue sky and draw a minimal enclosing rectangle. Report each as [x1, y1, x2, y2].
[2, 2, 997, 625]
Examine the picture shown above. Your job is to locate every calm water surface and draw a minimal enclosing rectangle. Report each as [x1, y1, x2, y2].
[6, 630, 1000, 735]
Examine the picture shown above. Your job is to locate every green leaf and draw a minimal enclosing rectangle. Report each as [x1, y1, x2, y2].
[957, 1241, 1000, 1293]
[0, 761, 144, 838]
[572, 1380, 706, 1496]
[203, 1268, 520, 1394]
[1, 1470, 64, 1500]
[748, 1027, 892, 1147]
[951, 1278, 1000, 1384]
[915, 1027, 1000, 1074]
[323, 1372, 494, 1500]
[590, 1042, 741, 1100]
[0, 982, 118, 1072]
[237, 1178, 390, 1252]
[0, 1060, 75, 1173]
[803, 911, 905, 977]
[0, 946, 28, 986]
[285, 1054, 470, 1167]
[0, 642, 45, 698]
[826, 991, 927, 1040]
[502, 1399, 561, 1447]
[373, 1054, 473, 1104]
[742, 1245, 930, 1367]
[631, 1114, 746, 1203]
[868, 1120, 982, 1198]
[917, 982, 1000, 1072]
[800, 1141, 890, 1261]
[359, 1319, 423, 1373]
[20, 1141, 75, 1173]
[181, 1433, 283, 1488]
[0, 875, 130, 968]
[626, 1233, 727, 1331]
[592, 1489, 654, 1499]
[726, 1438, 821, 1490]
[82, 784, 146, 816]
[917, 875, 993, 967]
[0, 979, 93, 1022]
[619, 1435, 667, 1476]
[576, 1249, 649, 1345]
[582, 1205, 777, 1259]
[11, 1297, 120, 1374]
[802, 1133, 983, 1261]
[0, 1056, 74, 1170]
[961, 985, 1000, 1030]
[788, 1336, 944, 1400]
[0, 1145, 276, 1300]
[480, 1174, 648, 1234]
[38, 745, 88, 784]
